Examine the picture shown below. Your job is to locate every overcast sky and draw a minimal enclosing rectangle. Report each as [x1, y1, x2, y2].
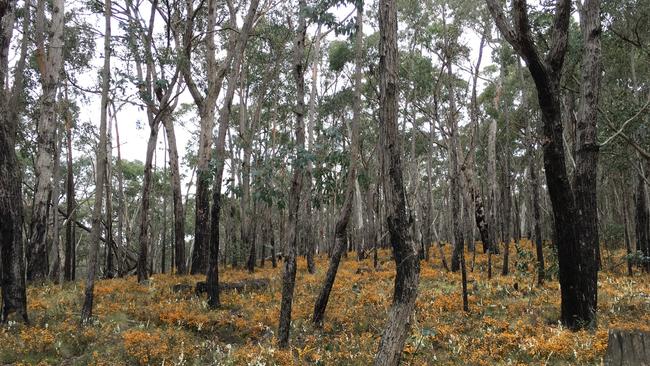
[74, 1, 492, 196]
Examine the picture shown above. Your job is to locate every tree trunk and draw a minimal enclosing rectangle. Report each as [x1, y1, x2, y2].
[502, 152, 511, 276]
[462, 29, 486, 256]
[270, 211, 277, 268]
[635, 173, 650, 272]
[137, 125, 160, 282]
[163, 117, 186, 274]
[205, 0, 259, 309]
[312, 2, 363, 327]
[207, 86, 232, 307]
[621, 178, 633, 276]
[64, 94, 76, 281]
[81, 0, 109, 322]
[0, 0, 29, 322]
[499, 43, 511, 275]
[191, 108, 213, 275]
[48, 129, 63, 282]
[442, 11, 468, 311]
[161, 133, 168, 274]
[239, 65, 255, 274]
[487, 116, 499, 255]
[183, 0, 235, 276]
[304, 25, 322, 275]
[104, 110, 115, 278]
[444, 36, 463, 274]
[28, 0, 65, 282]
[486, 0, 600, 328]
[571, 0, 602, 313]
[373, 0, 421, 364]
[278, 0, 307, 348]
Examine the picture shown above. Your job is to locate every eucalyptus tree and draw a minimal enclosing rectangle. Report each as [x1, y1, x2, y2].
[0, 0, 29, 323]
[27, 0, 66, 282]
[181, 0, 233, 275]
[312, 0, 364, 327]
[278, 0, 307, 348]
[163, 108, 186, 274]
[81, 0, 111, 324]
[496, 42, 514, 276]
[116, 0, 183, 282]
[373, 0, 421, 363]
[205, 0, 261, 309]
[64, 87, 76, 281]
[486, 0, 602, 328]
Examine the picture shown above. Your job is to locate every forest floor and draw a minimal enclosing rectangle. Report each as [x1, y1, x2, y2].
[2, 240, 649, 365]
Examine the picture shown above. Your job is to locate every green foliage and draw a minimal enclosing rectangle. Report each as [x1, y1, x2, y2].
[328, 40, 354, 72]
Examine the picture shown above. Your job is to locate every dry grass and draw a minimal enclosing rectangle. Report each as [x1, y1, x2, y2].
[1, 240, 648, 365]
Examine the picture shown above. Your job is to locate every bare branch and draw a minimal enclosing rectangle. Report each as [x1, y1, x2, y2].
[600, 97, 650, 147]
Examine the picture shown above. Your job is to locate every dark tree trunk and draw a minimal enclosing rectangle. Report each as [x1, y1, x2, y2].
[531, 154, 544, 285]
[184, 0, 223, 276]
[304, 201, 316, 274]
[240, 64, 256, 275]
[0, 129, 28, 322]
[373, 0, 421, 364]
[502, 153, 511, 276]
[0, 1, 28, 322]
[621, 179, 633, 276]
[278, 0, 307, 348]
[570, 0, 602, 315]
[271, 212, 277, 268]
[205, 0, 259, 309]
[312, 2, 363, 327]
[246, 208, 257, 272]
[191, 153, 211, 275]
[48, 133, 63, 282]
[260, 210, 266, 268]
[635, 175, 650, 272]
[487, 0, 600, 329]
[81, 0, 109, 322]
[64, 112, 75, 281]
[499, 45, 512, 276]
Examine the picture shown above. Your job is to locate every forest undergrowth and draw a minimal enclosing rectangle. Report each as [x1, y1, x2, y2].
[2, 240, 648, 365]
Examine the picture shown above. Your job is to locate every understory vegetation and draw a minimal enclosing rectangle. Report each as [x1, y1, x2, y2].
[4, 244, 648, 366]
